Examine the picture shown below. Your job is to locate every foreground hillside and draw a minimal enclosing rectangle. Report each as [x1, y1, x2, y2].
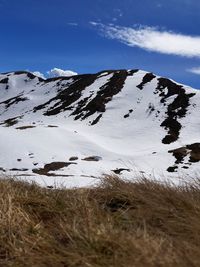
[0, 69, 200, 186]
[1, 176, 200, 267]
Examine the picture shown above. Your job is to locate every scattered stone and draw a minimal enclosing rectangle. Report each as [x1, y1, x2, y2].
[124, 109, 134, 119]
[82, 156, 102, 162]
[69, 156, 78, 161]
[124, 114, 129, 118]
[47, 186, 54, 189]
[47, 125, 58, 128]
[16, 125, 36, 130]
[112, 168, 131, 174]
[167, 166, 178, 173]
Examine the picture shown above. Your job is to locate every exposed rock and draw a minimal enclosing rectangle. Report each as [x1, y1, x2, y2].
[69, 156, 79, 161]
[112, 168, 131, 174]
[32, 161, 77, 176]
[82, 156, 102, 162]
[168, 143, 200, 171]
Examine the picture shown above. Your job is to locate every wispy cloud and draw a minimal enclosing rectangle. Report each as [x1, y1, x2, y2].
[187, 67, 200, 75]
[90, 21, 99, 26]
[92, 23, 200, 58]
[32, 71, 46, 79]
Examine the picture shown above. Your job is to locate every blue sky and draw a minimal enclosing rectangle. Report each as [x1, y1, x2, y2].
[0, 0, 200, 88]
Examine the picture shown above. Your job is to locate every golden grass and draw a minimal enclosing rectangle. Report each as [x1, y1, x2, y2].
[0, 176, 200, 266]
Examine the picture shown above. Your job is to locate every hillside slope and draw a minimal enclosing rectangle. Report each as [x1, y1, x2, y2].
[0, 69, 200, 187]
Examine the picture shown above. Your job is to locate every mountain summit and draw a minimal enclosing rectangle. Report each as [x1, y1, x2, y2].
[0, 69, 199, 187]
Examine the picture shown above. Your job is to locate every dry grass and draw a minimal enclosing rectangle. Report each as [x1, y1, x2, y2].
[0, 176, 200, 266]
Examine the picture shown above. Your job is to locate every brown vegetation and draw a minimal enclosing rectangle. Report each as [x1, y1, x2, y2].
[0, 176, 200, 266]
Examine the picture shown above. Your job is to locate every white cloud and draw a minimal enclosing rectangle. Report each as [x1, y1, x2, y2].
[31, 68, 78, 79]
[32, 71, 46, 79]
[90, 21, 99, 26]
[47, 68, 78, 77]
[94, 23, 200, 58]
[187, 67, 200, 75]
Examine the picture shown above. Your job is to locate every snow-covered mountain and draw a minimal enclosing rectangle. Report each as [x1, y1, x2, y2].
[0, 69, 200, 187]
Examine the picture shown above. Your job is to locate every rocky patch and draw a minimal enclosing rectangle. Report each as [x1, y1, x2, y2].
[16, 125, 36, 130]
[33, 70, 138, 125]
[167, 143, 200, 172]
[32, 161, 77, 176]
[156, 78, 195, 144]
[69, 156, 79, 161]
[0, 94, 28, 109]
[0, 116, 23, 127]
[137, 73, 156, 90]
[13, 71, 41, 81]
[71, 70, 130, 123]
[0, 77, 9, 84]
[82, 156, 102, 162]
[33, 74, 99, 115]
[47, 125, 58, 128]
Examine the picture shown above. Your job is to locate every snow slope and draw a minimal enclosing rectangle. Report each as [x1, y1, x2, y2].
[0, 69, 200, 187]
